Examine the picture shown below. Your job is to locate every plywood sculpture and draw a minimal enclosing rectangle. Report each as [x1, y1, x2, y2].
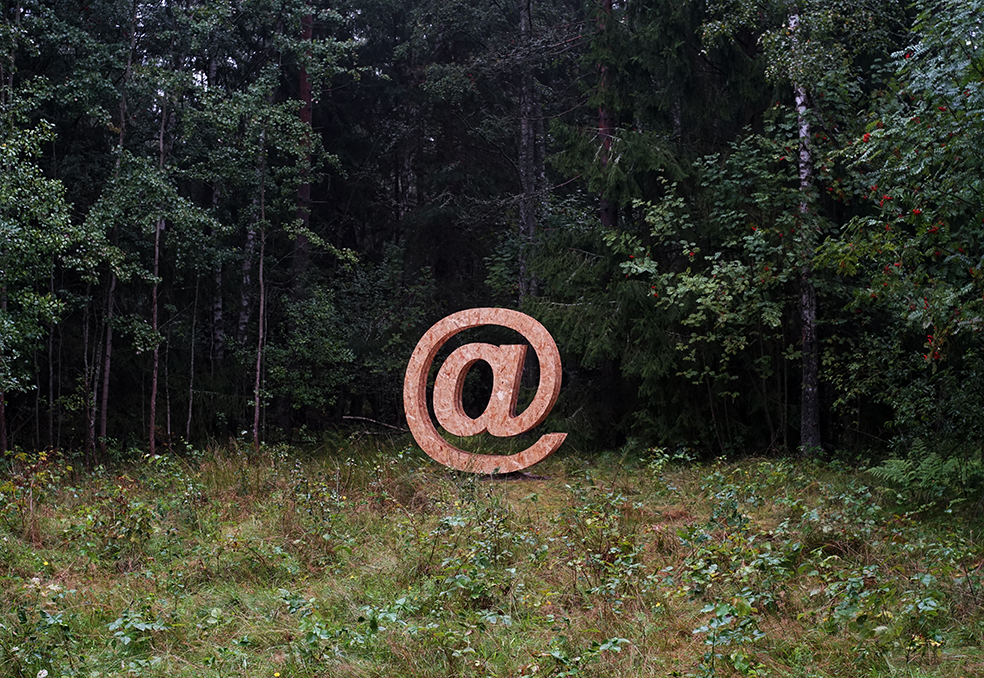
[403, 308, 566, 473]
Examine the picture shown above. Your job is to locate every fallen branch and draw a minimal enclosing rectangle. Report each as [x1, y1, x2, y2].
[342, 415, 407, 433]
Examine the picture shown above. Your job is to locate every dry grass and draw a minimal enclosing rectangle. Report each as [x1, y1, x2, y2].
[1, 442, 983, 677]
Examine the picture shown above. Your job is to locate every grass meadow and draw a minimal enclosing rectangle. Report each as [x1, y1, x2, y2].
[2, 438, 983, 677]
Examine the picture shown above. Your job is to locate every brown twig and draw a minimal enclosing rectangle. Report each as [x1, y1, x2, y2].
[342, 416, 407, 433]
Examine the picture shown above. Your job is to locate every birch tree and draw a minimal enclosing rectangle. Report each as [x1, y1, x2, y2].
[702, 0, 904, 453]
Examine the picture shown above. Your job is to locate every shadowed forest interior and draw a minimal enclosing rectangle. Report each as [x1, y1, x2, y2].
[1, 0, 983, 474]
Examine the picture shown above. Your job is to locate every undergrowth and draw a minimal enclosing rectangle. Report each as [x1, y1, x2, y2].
[0, 440, 982, 677]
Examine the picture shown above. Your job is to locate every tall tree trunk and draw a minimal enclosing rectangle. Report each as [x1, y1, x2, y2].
[47, 270, 55, 447]
[207, 192, 224, 366]
[0, 391, 6, 454]
[187, 277, 198, 441]
[1, 1, 20, 106]
[164, 331, 171, 440]
[790, 13, 821, 453]
[396, 141, 417, 223]
[149, 92, 168, 456]
[518, 0, 537, 303]
[47, 326, 54, 447]
[98, 274, 115, 456]
[0, 284, 6, 453]
[534, 86, 547, 205]
[207, 61, 225, 369]
[253, 229, 266, 454]
[33, 354, 39, 448]
[253, 130, 268, 453]
[55, 320, 63, 448]
[150, 215, 163, 456]
[212, 263, 225, 368]
[87, 297, 105, 462]
[237, 226, 255, 345]
[97, 0, 138, 457]
[293, 6, 313, 297]
[597, 0, 616, 229]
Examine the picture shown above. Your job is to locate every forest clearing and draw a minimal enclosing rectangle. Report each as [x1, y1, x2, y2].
[4, 0, 984, 674]
[2, 0, 984, 468]
[2, 440, 983, 677]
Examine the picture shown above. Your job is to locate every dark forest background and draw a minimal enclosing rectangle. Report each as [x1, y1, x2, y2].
[2, 0, 983, 473]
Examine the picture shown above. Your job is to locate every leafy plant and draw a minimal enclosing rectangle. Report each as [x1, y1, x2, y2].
[0, 450, 65, 543]
[869, 439, 984, 504]
[108, 607, 169, 653]
[693, 596, 766, 677]
[0, 579, 78, 678]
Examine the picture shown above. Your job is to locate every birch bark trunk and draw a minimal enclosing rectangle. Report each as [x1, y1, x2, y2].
[790, 13, 821, 453]
[212, 263, 224, 368]
[0, 1, 20, 450]
[98, 275, 115, 456]
[237, 226, 255, 344]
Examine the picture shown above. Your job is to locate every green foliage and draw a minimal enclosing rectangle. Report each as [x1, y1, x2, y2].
[2, 0, 984, 463]
[0, 449, 68, 542]
[333, 246, 437, 413]
[2, 447, 984, 677]
[705, 0, 902, 89]
[265, 286, 354, 411]
[610, 119, 808, 451]
[869, 439, 984, 504]
[814, 0, 984, 457]
[527, 200, 683, 446]
[0, 102, 88, 395]
[693, 596, 766, 677]
[552, 0, 770, 208]
[0, 578, 79, 678]
[108, 607, 169, 652]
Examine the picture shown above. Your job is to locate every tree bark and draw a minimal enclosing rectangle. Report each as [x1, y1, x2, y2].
[791, 13, 821, 453]
[237, 226, 255, 345]
[212, 264, 224, 367]
[253, 130, 268, 453]
[150, 215, 163, 456]
[518, 0, 537, 303]
[164, 330, 171, 440]
[597, 0, 616, 229]
[210, 185, 225, 368]
[1, 1, 21, 106]
[0, 390, 6, 454]
[83, 291, 98, 458]
[98, 274, 115, 456]
[149, 91, 168, 456]
[0, 277, 6, 451]
[187, 277, 198, 441]
[207, 62, 225, 370]
[96, 0, 137, 457]
[47, 270, 55, 447]
[253, 229, 266, 454]
[293, 6, 313, 298]
[396, 140, 417, 223]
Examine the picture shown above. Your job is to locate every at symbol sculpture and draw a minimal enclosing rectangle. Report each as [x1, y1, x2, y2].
[403, 308, 567, 473]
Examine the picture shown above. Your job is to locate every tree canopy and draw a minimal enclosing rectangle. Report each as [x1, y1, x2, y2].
[0, 0, 979, 477]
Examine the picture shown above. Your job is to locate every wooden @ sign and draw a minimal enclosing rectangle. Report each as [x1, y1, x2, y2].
[403, 308, 566, 473]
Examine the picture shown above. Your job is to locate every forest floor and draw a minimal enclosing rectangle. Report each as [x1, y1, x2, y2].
[2, 438, 983, 677]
